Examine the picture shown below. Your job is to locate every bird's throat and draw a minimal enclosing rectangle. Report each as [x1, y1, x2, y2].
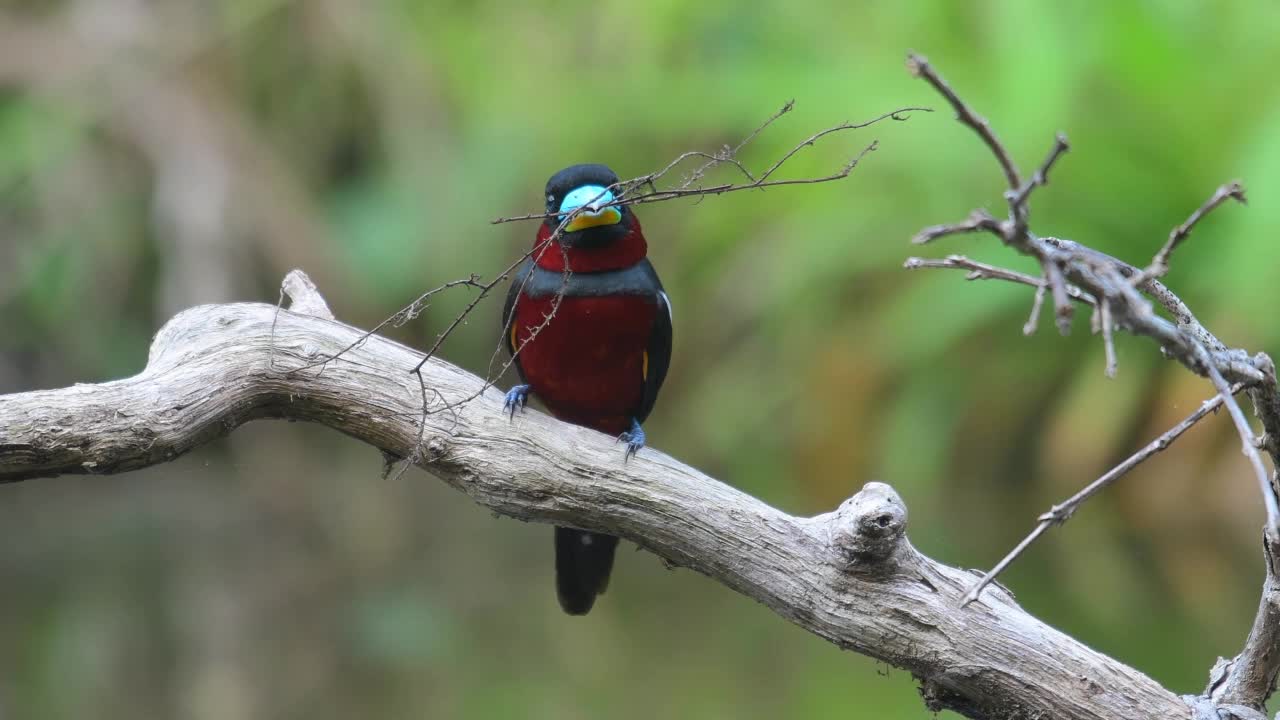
[533, 220, 649, 273]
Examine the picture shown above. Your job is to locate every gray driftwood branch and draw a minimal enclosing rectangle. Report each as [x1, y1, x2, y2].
[0, 270, 1251, 720]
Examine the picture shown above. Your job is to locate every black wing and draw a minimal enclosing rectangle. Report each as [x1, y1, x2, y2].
[635, 288, 673, 424]
[502, 259, 533, 384]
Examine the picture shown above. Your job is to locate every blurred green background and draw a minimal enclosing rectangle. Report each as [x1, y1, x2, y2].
[3, 1, 1280, 718]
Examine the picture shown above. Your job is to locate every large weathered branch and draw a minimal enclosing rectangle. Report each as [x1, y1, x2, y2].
[0, 271, 1206, 720]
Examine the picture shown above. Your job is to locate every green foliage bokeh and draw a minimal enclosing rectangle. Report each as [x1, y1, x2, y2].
[3, 1, 1280, 718]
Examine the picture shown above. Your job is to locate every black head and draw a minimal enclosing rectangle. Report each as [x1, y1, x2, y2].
[543, 163, 631, 247]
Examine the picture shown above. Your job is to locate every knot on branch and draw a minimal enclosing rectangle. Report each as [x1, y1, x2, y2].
[421, 435, 452, 464]
[829, 481, 908, 569]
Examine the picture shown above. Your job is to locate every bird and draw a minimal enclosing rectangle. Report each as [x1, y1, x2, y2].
[501, 163, 673, 615]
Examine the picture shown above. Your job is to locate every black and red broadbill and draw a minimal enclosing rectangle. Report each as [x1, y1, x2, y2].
[502, 164, 673, 615]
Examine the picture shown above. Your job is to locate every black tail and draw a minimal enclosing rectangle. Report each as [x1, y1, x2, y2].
[554, 526, 620, 615]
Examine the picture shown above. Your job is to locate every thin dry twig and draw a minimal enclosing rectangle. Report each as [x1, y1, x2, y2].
[627, 99, 798, 193]
[491, 106, 929, 225]
[911, 209, 1003, 245]
[394, 229, 576, 477]
[906, 53, 1021, 190]
[960, 385, 1243, 606]
[902, 254, 1096, 306]
[414, 235, 574, 419]
[1199, 347, 1280, 538]
[1132, 181, 1247, 285]
[1009, 133, 1071, 209]
[1009, 133, 1070, 234]
[285, 276, 487, 375]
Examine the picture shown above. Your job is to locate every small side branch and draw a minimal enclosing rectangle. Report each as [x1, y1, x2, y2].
[1135, 181, 1247, 284]
[1008, 133, 1071, 212]
[1009, 133, 1070, 235]
[912, 209, 1004, 245]
[960, 388, 1239, 606]
[902, 255, 1096, 307]
[906, 53, 1021, 190]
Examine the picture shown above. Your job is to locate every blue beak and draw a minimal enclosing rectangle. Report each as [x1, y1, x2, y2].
[559, 184, 623, 232]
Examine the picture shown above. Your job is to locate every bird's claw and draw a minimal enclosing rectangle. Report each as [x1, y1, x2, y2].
[616, 418, 646, 462]
[503, 384, 530, 419]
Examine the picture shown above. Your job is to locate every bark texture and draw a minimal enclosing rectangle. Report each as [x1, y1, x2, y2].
[0, 273, 1220, 719]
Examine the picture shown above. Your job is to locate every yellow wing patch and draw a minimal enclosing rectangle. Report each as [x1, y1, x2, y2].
[642, 351, 649, 380]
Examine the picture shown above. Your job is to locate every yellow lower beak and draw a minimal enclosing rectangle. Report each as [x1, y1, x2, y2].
[564, 207, 622, 232]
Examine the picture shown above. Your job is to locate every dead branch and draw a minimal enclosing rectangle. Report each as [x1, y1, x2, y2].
[0, 271, 1206, 720]
[904, 52, 1280, 713]
[490, 106, 928, 225]
[902, 255, 1096, 307]
[962, 386, 1241, 608]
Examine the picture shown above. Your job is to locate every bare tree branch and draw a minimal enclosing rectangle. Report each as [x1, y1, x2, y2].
[904, 52, 1280, 712]
[0, 273, 1208, 720]
[902, 255, 1100, 309]
[912, 209, 1004, 245]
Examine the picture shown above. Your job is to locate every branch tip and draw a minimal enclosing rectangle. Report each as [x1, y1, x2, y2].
[906, 51, 1022, 190]
[1137, 180, 1250, 283]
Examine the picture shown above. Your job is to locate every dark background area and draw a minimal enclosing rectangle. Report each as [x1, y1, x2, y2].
[3, 1, 1280, 718]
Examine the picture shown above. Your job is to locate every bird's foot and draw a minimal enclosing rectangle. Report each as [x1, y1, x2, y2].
[503, 384, 530, 419]
[616, 418, 646, 462]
